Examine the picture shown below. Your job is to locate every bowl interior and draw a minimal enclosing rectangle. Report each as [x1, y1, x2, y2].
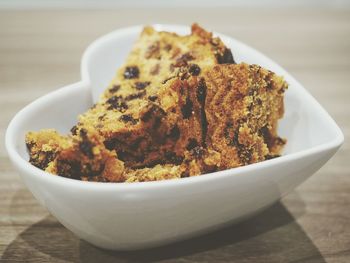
[10, 25, 342, 164]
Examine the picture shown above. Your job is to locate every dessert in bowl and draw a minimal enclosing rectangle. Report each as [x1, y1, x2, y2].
[25, 24, 287, 182]
[5, 24, 343, 250]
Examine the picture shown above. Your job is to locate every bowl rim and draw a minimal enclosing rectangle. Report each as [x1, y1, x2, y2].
[5, 24, 344, 190]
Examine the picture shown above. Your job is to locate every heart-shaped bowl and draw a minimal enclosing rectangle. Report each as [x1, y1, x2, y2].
[5, 24, 344, 250]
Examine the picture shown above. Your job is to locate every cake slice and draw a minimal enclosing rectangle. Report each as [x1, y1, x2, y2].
[179, 63, 287, 176]
[26, 128, 125, 182]
[26, 24, 236, 181]
[72, 23, 234, 168]
[25, 24, 287, 183]
[204, 63, 286, 169]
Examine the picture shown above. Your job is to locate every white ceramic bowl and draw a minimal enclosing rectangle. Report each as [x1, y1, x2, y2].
[5, 25, 344, 250]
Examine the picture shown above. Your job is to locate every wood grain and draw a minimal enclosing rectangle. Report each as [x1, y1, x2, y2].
[0, 9, 349, 263]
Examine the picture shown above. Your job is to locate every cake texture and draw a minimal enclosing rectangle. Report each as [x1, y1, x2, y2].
[25, 24, 287, 182]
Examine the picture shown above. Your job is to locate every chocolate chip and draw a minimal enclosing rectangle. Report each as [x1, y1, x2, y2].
[125, 90, 146, 101]
[189, 64, 201, 76]
[109, 85, 121, 93]
[70, 125, 78, 135]
[124, 66, 139, 79]
[145, 42, 160, 59]
[135, 81, 150, 90]
[181, 97, 193, 119]
[103, 140, 114, 151]
[168, 125, 180, 141]
[119, 114, 138, 125]
[79, 129, 94, 159]
[224, 122, 253, 164]
[104, 137, 123, 151]
[259, 125, 272, 147]
[217, 48, 235, 64]
[116, 150, 129, 161]
[186, 138, 198, 151]
[106, 96, 128, 111]
[141, 104, 166, 122]
[148, 95, 158, 102]
[174, 53, 194, 67]
[79, 129, 87, 137]
[56, 159, 81, 180]
[165, 152, 183, 165]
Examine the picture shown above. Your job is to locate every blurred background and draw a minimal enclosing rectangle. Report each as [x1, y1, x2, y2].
[1, 0, 350, 8]
[1, 1, 350, 262]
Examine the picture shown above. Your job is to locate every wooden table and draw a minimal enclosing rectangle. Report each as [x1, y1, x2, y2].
[1, 9, 349, 262]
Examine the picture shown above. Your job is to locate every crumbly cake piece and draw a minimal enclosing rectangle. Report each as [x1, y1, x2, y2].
[26, 128, 125, 182]
[193, 63, 286, 174]
[72, 23, 233, 168]
[101, 23, 233, 103]
[26, 129, 66, 170]
[25, 24, 287, 183]
[204, 63, 286, 169]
